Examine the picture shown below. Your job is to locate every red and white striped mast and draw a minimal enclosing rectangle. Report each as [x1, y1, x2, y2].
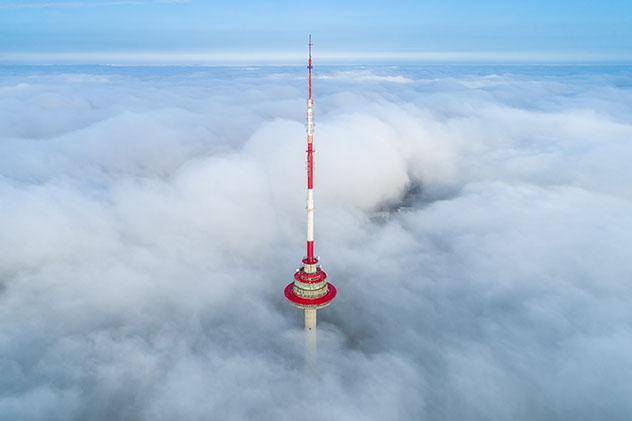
[285, 35, 337, 332]
[306, 34, 315, 263]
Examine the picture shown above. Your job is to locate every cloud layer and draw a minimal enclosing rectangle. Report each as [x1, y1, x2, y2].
[1, 64, 631, 420]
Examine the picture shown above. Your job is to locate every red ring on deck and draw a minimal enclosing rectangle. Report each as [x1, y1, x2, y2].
[294, 270, 327, 284]
[302, 257, 318, 265]
[284, 282, 337, 308]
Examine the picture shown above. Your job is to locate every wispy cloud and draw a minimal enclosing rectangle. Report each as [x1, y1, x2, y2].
[1, 50, 629, 65]
[0, 0, 189, 10]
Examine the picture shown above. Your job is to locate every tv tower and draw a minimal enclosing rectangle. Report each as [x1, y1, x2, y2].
[284, 35, 337, 334]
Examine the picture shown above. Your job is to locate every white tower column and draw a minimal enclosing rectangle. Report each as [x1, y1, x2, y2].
[305, 308, 317, 368]
[304, 308, 317, 330]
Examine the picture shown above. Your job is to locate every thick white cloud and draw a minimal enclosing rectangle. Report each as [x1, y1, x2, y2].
[0, 65, 631, 420]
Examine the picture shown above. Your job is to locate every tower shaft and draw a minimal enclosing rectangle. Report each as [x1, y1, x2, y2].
[285, 35, 336, 333]
[305, 308, 317, 330]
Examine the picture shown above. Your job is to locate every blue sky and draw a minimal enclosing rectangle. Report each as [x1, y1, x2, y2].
[1, 0, 631, 63]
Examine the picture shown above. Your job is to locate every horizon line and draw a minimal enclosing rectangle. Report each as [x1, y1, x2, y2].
[1, 50, 631, 66]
